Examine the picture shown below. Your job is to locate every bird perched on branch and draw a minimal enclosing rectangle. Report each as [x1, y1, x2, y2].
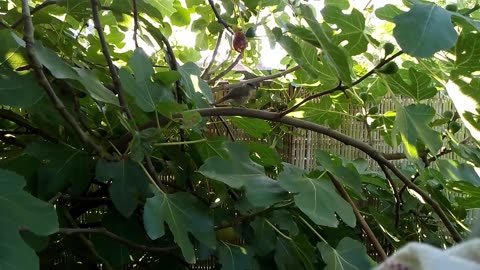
[213, 83, 256, 106]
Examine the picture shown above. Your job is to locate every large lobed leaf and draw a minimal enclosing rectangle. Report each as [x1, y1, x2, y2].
[318, 237, 373, 270]
[198, 142, 287, 207]
[0, 169, 59, 270]
[392, 103, 442, 160]
[277, 163, 355, 227]
[393, 3, 458, 58]
[143, 189, 216, 264]
[96, 159, 151, 217]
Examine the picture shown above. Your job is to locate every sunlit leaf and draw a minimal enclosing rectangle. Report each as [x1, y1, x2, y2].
[393, 3, 457, 58]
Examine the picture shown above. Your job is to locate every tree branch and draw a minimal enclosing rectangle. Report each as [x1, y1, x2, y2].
[12, 0, 57, 29]
[90, 0, 134, 121]
[207, 0, 233, 34]
[207, 51, 243, 84]
[328, 173, 387, 260]
[379, 163, 402, 227]
[192, 107, 463, 242]
[21, 0, 111, 159]
[0, 109, 57, 142]
[278, 51, 404, 117]
[58, 227, 178, 253]
[60, 206, 114, 270]
[201, 30, 224, 79]
[132, 0, 139, 48]
[212, 66, 300, 92]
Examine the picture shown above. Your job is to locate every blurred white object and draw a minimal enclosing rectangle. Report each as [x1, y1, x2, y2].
[374, 239, 480, 270]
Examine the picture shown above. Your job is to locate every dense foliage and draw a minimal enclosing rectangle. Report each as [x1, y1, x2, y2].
[1, 0, 480, 269]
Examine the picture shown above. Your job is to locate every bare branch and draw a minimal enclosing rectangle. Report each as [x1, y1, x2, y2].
[0, 109, 57, 142]
[132, 0, 139, 48]
[379, 163, 402, 227]
[60, 206, 114, 270]
[21, 0, 112, 159]
[201, 30, 224, 79]
[207, 0, 233, 34]
[207, 51, 243, 84]
[58, 227, 178, 253]
[90, 0, 135, 121]
[328, 173, 387, 260]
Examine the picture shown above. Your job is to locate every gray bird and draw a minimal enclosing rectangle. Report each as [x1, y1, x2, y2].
[213, 83, 256, 106]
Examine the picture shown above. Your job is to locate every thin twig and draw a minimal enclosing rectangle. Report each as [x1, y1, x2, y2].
[132, 0, 139, 48]
[207, 0, 233, 34]
[58, 227, 178, 253]
[90, 0, 134, 121]
[379, 164, 402, 227]
[201, 30, 224, 79]
[21, 0, 111, 159]
[328, 173, 387, 260]
[212, 65, 300, 92]
[208, 51, 243, 84]
[12, 0, 57, 29]
[278, 80, 343, 117]
[60, 207, 114, 270]
[0, 109, 57, 142]
[278, 51, 404, 117]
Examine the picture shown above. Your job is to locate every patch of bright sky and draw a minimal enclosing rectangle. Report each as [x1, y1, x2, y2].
[115, 0, 404, 69]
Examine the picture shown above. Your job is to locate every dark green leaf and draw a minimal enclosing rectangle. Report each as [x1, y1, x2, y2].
[437, 159, 480, 186]
[25, 141, 91, 199]
[249, 217, 276, 255]
[318, 237, 373, 270]
[198, 142, 287, 207]
[315, 150, 363, 198]
[0, 169, 58, 270]
[178, 62, 214, 107]
[300, 5, 352, 85]
[120, 48, 175, 112]
[91, 209, 148, 266]
[0, 30, 43, 107]
[375, 4, 403, 22]
[143, 0, 175, 17]
[96, 159, 151, 217]
[218, 243, 256, 270]
[143, 190, 216, 264]
[278, 163, 355, 227]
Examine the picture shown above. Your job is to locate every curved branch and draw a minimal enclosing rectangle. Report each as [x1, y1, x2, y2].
[279, 51, 404, 117]
[192, 107, 463, 242]
[201, 30, 224, 79]
[328, 173, 387, 260]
